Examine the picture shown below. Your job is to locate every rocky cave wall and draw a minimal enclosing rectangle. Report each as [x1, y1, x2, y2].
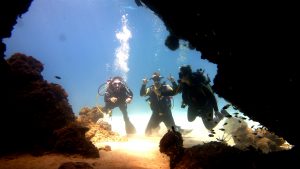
[0, 0, 99, 157]
[138, 0, 299, 149]
[0, 0, 299, 157]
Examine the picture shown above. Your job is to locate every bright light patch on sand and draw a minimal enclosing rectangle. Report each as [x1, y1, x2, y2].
[95, 110, 292, 158]
[94, 135, 164, 160]
[114, 14, 131, 80]
[106, 112, 236, 147]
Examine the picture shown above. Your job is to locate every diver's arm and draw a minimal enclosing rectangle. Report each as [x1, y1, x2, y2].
[161, 83, 181, 96]
[140, 78, 150, 96]
[163, 75, 181, 96]
[160, 84, 174, 96]
[125, 86, 133, 98]
[104, 91, 112, 102]
[140, 84, 150, 96]
[125, 88, 133, 103]
[171, 80, 179, 91]
[140, 84, 146, 96]
[165, 84, 173, 91]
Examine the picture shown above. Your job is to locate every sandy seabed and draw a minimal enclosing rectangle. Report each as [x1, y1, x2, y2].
[0, 114, 223, 169]
[0, 136, 170, 169]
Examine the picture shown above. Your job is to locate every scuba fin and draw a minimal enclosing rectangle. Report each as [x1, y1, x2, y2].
[175, 126, 193, 135]
[125, 120, 136, 135]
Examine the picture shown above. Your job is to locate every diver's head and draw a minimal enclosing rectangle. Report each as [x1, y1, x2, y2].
[179, 65, 192, 84]
[111, 76, 124, 91]
[151, 72, 163, 86]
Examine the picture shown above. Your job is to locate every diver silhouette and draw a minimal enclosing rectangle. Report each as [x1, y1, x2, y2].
[163, 65, 230, 130]
[101, 76, 136, 135]
[140, 72, 190, 136]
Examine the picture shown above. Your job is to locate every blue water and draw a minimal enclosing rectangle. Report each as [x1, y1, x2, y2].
[4, 0, 230, 118]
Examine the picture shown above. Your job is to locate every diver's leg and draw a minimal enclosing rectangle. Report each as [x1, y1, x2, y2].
[162, 106, 176, 130]
[211, 94, 219, 113]
[162, 108, 176, 130]
[101, 103, 116, 116]
[119, 104, 136, 134]
[101, 104, 109, 112]
[220, 109, 230, 117]
[145, 112, 161, 136]
[201, 107, 220, 130]
[187, 106, 198, 122]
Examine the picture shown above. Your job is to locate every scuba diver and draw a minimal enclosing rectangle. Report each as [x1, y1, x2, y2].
[140, 72, 189, 136]
[164, 65, 230, 130]
[101, 76, 136, 135]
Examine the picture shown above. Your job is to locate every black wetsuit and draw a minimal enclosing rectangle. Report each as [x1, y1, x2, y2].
[182, 73, 218, 121]
[163, 72, 222, 130]
[140, 83, 176, 135]
[103, 84, 136, 134]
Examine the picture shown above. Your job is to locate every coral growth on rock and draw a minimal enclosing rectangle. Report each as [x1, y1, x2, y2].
[0, 53, 98, 158]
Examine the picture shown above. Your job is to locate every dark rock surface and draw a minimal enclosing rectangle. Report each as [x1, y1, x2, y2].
[160, 129, 295, 169]
[0, 53, 98, 158]
[0, 1, 99, 157]
[0, 0, 299, 166]
[139, 0, 299, 167]
[139, 0, 299, 151]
